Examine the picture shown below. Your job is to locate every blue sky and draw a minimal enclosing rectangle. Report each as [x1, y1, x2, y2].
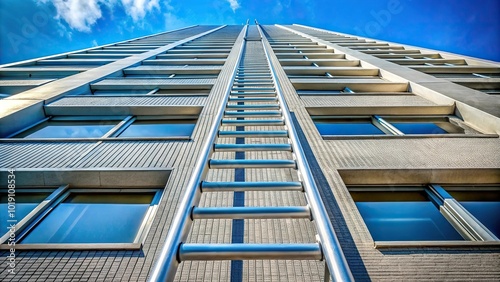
[1, 0, 499, 64]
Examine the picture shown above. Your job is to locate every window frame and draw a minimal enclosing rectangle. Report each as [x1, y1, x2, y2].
[348, 184, 500, 248]
[312, 115, 477, 139]
[0, 186, 66, 244]
[438, 185, 500, 240]
[5, 115, 197, 140]
[0, 186, 163, 250]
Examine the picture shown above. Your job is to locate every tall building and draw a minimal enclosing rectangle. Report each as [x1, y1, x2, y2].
[1, 23, 499, 281]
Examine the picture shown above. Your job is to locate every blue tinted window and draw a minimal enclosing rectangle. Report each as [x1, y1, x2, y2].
[391, 122, 447, 134]
[315, 121, 384, 135]
[459, 202, 500, 237]
[448, 190, 500, 238]
[0, 194, 48, 231]
[21, 193, 154, 244]
[356, 202, 463, 241]
[352, 191, 463, 241]
[19, 121, 116, 138]
[118, 120, 196, 138]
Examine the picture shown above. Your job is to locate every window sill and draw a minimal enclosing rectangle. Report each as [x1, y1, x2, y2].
[299, 92, 415, 96]
[323, 134, 499, 140]
[1, 243, 142, 250]
[374, 240, 500, 249]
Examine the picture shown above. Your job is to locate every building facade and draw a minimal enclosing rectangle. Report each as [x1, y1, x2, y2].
[1, 23, 499, 281]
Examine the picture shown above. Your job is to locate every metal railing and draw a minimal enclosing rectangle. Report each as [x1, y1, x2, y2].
[149, 23, 354, 282]
[148, 24, 248, 282]
[256, 24, 354, 282]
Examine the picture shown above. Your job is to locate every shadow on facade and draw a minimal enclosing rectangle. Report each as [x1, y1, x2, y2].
[291, 112, 370, 281]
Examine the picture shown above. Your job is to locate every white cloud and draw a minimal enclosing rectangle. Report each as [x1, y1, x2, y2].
[121, 0, 160, 22]
[91, 39, 98, 46]
[37, 0, 160, 32]
[37, 0, 107, 32]
[226, 0, 240, 12]
[164, 12, 187, 30]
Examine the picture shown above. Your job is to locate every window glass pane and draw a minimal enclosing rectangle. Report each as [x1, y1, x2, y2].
[391, 122, 448, 134]
[17, 121, 117, 138]
[448, 190, 500, 238]
[314, 121, 384, 135]
[21, 193, 154, 244]
[0, 193, 49, 231]
[118, 120, 196, 137]
[352, 191, 463, 241]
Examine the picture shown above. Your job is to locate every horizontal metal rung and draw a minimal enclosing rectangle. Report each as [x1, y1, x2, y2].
[236, 73, 270, 76]
[237, 73, 270, 76]
[209, 159, 296, 169]
[230, 91, 276, 95]
[221, 119, 284, 126]
[179, 243, 322, 261]
[232, 87, 275, 91]
[233, 79, 273, 83]
[235, 75, 272, 78]
[218, 130, 288, 137]
[225, 110, 281, 116]
[233, 83, 275, 87]
[237, 70, 269, 72]
[192, 206, 311, 219]
[226, 104, 279, 110]
[230, 93, 276, 97]
[229, 93, 276, 97]
[201, 181, 302, 191]
[214, 143, 292, 152]
[229, 97, 278, 102]
[233, 81, 273, 84]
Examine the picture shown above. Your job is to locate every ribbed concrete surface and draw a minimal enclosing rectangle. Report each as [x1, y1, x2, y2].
[48, 96, 207, 106]
[262, 24, 500, 281]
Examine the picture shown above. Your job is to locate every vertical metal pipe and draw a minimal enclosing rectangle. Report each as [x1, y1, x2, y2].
[148, 25, 248, 282]
[256, 24, 354, 282]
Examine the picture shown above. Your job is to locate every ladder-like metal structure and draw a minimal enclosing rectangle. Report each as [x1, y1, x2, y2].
[149, 24, 353, 282]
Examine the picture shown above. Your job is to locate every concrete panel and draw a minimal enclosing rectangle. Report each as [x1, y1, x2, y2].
[45, 105, 203, 116]
[338, 168, 500, 185]
[0, 168, 171, 188]
[0, 99, 45, 137]
[306, 105, 454, 115]
[99, 169, 171, 188]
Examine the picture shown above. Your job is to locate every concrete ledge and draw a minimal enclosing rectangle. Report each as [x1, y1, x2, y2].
[374, 241, 500, 250]
[293, 81, 408, 92]
[375, 241, 500, 249]
[44, 105, 203, 116]
[0, 168, 172, 188]
[0, 137, 192, 142]
[1, 243, 142, 250]
[0, 99, 45, 137]
[323, 134, 498, 140]
[306, 105, 454, 115]
[338, 168, 500, 185]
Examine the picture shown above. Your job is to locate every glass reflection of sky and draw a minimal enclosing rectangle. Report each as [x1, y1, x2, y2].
[23, 122, 116, 138]
[315, 122, 385, 135]
[0, 194, 48, 231]
[0, 204, 39, 231]
[356, 201, 463, 241]
[22, 194, 153, 244]
[459, 202, 500, 237]
[118, 121, 195, 138]
[391, 122, 447, 134]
